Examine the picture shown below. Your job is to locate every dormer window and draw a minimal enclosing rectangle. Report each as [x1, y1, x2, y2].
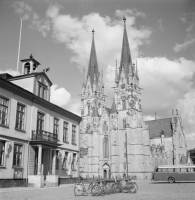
[24, 62, 30, 74]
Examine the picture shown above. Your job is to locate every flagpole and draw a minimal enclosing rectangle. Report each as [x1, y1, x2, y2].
[17, 17, 23, 72]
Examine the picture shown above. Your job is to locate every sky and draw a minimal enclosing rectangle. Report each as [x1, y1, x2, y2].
[0, 0, 195, 149]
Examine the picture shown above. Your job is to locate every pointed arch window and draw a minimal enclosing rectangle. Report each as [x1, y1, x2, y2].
[122, 99, 126, 110]
[123, 118, 126, 128]
[103, 121, 108, 132]
[103, 137, 109, 158]
[88, 104, 90, 116]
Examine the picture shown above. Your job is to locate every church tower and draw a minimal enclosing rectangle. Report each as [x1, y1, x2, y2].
[80, 19, 152, 179]
[111, 17, 152, 179]
[80, 30, 106, 177]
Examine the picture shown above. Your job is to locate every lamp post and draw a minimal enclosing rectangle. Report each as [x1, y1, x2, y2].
[125, 132, 128, 177]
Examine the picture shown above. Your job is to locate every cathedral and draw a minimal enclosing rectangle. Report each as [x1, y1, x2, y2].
[79, 17, 187, 179]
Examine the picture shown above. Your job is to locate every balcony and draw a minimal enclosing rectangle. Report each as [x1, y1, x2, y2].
[31, 130, 58, 143]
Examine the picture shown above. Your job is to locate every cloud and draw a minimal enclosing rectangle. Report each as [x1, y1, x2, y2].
[12, 1, 32, 20]
[68, 99, 81, 116]
[186, 132, 195, 141]
[177, 89, 195, 137]
[46, 6, 151, 71]
[157, 19, 164, 32]
[174, 38, 195, 52]
[13, 1, 50, 37]
[0, 69, 20, 76]
[137, 57, 195, 116]
[174, 12, 195, 52]
[50, 84, 71, 107]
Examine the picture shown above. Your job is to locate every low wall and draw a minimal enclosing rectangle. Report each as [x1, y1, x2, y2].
[59, 177, 80, 185]
[0, 179, 27, 188]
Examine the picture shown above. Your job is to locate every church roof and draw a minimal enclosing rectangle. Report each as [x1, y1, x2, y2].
[87, 29, 99, 86]
[145, 118, 177, 139]
[119, 17, 133, 80]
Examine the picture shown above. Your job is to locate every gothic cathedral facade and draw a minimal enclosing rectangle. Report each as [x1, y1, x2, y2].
[79, 18, 187, 179]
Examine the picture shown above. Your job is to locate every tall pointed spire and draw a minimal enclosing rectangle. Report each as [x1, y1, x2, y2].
[135, 60, 139, 80]
[82, 68, 85, 86]
[87, 29, 99, 87]
[119, 17, 133, 80]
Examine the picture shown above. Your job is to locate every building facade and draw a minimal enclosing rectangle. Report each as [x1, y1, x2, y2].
[146, 112, 188, 168]
[0, 55, 81, 188]
[79, 18, 188, 179]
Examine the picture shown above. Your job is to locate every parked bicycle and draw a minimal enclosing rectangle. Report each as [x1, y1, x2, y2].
[112, 178, 138, 193]
[74, 180, 100, 196]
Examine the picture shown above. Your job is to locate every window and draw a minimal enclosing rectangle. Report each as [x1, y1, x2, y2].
[72, 153, 76, 170]
[103, 122, 108, 132]
[123, 119, 126, 128]
[62, 152, 68, 170]
[122, 99, 126, 110]
[0, 96, 9, 126]
[72, 125, 76, 144]
[24, 62, 30, 74]
[0, 141, 5, 166]
[103, 137, 109, 158]
[37, 112, 44, 134]
[63, 122, 68, 142]
[53, 118, 59, 136]
[88, 104, 90, 116]
[15, 104, 25, 131]
[38, 84, 47, 99]
[13, 144, 23, 167]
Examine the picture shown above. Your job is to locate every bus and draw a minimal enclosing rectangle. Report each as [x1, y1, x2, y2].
[152, 165, 195, 183]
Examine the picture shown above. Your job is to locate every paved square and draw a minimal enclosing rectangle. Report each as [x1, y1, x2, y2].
[1, 180, 195, 200]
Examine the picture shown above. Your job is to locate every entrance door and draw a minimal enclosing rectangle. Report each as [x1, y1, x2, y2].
[34, 148, 38, 175]
[102, 163, 110, 179]
[103, 170, 107, 179]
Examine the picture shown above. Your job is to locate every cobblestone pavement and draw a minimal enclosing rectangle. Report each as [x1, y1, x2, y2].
[1, 180, 195, 200]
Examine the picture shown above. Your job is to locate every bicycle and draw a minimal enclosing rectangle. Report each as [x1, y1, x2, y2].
[112, 178, 138, 193]
[74, 180, 100, 196]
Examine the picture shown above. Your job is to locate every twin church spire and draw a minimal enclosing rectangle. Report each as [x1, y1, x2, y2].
[83, 17, 139, 94]
[86, 29, 99, 87]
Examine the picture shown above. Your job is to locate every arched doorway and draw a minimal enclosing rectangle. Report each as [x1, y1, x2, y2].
[102, 163, 110, 179]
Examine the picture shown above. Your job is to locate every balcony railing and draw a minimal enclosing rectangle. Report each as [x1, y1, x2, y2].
[31, 130, 58, 143]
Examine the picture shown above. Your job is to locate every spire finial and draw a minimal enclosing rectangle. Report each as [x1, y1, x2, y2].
[172, 109, 174, 115]
[92, 29, 95, 36]
[176, 109, 179, 115]
[123, 16, 126, 24]
[30, 54, 33, 59]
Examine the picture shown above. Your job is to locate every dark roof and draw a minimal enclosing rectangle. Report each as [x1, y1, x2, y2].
[0, 73, 13, 80]
[0, 77, 81, 122]
[145, 118, 175, 139]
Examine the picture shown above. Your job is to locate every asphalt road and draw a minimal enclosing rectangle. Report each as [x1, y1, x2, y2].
[0, 180, 195, 200]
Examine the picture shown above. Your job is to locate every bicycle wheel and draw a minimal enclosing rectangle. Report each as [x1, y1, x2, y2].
[112, 183, 122, 193]
[88, 183, 93, 194]
[91, 185, 101, 196]
[74, 185, 83, 196]
[128, 183, 138, 193]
